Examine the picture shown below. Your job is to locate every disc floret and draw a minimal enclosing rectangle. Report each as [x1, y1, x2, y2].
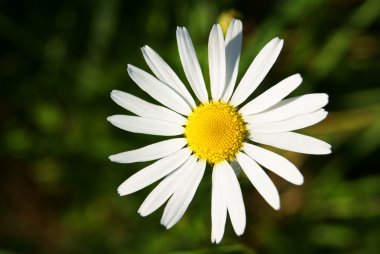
[185, 102, 247, 164]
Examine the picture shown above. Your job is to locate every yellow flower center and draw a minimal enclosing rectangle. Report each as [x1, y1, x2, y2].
[185, 101, 247, 164]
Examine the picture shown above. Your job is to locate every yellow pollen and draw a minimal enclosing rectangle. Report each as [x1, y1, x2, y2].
[185, 101, 247, 164]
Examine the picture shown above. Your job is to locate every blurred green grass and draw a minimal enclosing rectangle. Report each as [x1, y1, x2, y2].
[0, 0, 379, 253]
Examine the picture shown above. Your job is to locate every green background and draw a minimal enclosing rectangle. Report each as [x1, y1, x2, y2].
[1, 0, 379, 253]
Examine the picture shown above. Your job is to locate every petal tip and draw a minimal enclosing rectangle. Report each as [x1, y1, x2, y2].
[160, 217, 166, 226]
[233, 18, 241, 24]
[235, 231, 244, 236]
[270, 197, 281, 210]
[294, 175, 304, 186]
[235, 225, 246, 236]
[294, 73, 303, 80]
[137, 208, 147, 217]
[211, 236, 222, 244]
[165, 223, 174, 230]
[117, 188, 125, 196]
[117, 183, 131, 196]
[110, 89, 120, 96]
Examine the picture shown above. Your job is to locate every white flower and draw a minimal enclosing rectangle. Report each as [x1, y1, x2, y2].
[108, 19, 331, 243]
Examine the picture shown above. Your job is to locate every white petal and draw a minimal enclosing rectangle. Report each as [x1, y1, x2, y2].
[161, 159, 206, 229]
[107, 115, 184, 136]
[127, 65, 192, 115]
[243, 143, 303, 185]
[231, 38, 284, 106]
[109, 138, 187, 163]
[245, 93, 329, 123]
[111, 90, 187, 125]
[239, 74, 302, 115]
[138, 155, 197, 217]
[219, 161, 246, 235]
[249, 132, 332, 155]
[230, 160, 242, 175]
[176, 27, 208, 103]
[236, 152, 280, 210]
[117, 148, 191, 196]
[211, 165, 227, 244]
[141, 46, 196, 108]
[208, 24, 226, 101]
[247, 109, 328, 133]
[222, 19, 242, 102]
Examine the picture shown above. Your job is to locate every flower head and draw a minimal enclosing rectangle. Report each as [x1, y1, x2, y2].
[108, 19, 331, 243]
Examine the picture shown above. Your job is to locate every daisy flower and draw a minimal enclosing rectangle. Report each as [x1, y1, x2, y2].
[108, 19, 331, 243]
